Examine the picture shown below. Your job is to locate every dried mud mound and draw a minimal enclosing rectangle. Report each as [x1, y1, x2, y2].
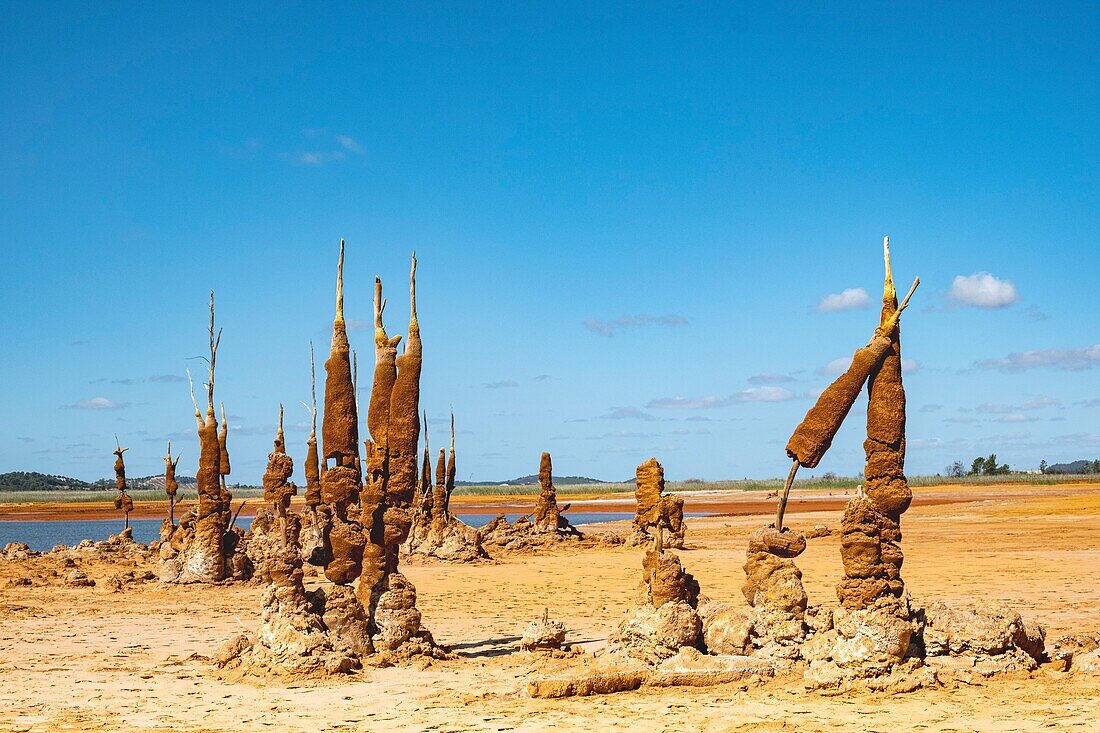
[478, 452, 583, 553]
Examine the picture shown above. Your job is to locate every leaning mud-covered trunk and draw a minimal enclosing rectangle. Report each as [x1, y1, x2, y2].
[774, 273, 919, 531]
[320, 241, 368, 586]
[800, 239, 923, 686]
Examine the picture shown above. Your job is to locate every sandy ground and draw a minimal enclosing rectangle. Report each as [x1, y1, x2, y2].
[1, 483, 1098, 732]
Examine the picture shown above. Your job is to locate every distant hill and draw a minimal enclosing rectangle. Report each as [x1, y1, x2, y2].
[455, 474, 609, 486]
[0, 471, 92, 491]
[1046, 459, 1099, 475]
[0, 471, 198, 492]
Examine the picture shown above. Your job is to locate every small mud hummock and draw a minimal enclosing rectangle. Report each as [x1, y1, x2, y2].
[216, 547, 367, 677]
[607, 530, 702, 665]
[479, 451, 582, 552]
[406, 415, 489, 562]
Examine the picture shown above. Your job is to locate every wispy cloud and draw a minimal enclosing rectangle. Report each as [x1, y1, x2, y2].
[599, 407, 657, 421]
[64, 397, 129, 410]
[817, 288, 870, 313]
[947, 272, 1019, 308]
[148, 374, 186, 384]
[299, 151, 346, 165]
[336, 135, 364, 154]
[584, 314, 688, 337]
[647, 386, 795, 410]
[920, 404, 944, 412]
[533, 374, 553, 382]
[484, 379, 519, 389]
[1076, 398, 1100, 408]
[587, 430, 661, 441]
[748, 373, 795, 385]
[293, 131, 363, 165]
[1023, 305, 1048, 321]
[977, 344, 1100, 372]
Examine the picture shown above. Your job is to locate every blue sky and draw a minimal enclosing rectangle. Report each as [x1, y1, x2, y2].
[1, 3, 1097, 483]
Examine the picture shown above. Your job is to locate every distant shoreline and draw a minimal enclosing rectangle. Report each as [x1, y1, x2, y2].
[2, 481, 1096, 523]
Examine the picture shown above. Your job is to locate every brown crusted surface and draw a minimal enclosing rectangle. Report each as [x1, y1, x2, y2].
[324, 515, 365, 584]
[865, 295, 911, 518]
[634, 457, 665, 525]
[113, 454, 126, 491]
[435, 448, 446, 489]
[419, 448, 431, 496]
[836, 496, 905, 609]
[263, 451, 297, 508]
[642, 549, 699, 608]
[386, 337, 422, 509]
[534, 452, 560, 531]
[196, 417, 222, 519]
[164, 457, 178, 498]
[218, 422, 231, 476]
[445, 447, 456, 492]
[368, 337, 399, 455]
[304, 436, 321, 507]
[320, 465, 360, 509]
[322, 323, 360, 467]
[785, 332, 893, 468]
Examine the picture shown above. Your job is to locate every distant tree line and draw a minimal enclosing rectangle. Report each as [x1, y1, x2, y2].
[944, 454, 1010, 477]
[944, 456, 1100, 478]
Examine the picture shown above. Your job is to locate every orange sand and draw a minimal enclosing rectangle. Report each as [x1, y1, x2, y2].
[0, 482, 1098, 732]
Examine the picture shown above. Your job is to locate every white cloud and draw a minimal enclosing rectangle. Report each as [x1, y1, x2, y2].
[484, 380, 519, 389]
[978, 344, 1100, 372]
[947, 272, 1019, 308]
[65, 397, 127, 410]
[647, 386, 795, 410]
[817, 288, 871, 313]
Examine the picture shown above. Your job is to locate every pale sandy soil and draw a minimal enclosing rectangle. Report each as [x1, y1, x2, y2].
[1, 483, 1098, 732]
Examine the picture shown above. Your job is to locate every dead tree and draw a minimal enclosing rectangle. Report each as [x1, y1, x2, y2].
[112, 436, 133, 530]
[163, 439, 181, 526]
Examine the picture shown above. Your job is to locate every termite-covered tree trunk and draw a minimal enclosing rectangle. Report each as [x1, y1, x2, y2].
[163, 440, 180, 526]
[320, 240, 368, 585]
[360, 254, 439, 656]
[263, 405, 297, 548]
[112, 437, 130, 531]
[189, 292, 227, 582]
[838, 238, 913, 610]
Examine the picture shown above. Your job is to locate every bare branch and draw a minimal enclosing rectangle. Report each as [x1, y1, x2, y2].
[186, 368, 201, 428]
